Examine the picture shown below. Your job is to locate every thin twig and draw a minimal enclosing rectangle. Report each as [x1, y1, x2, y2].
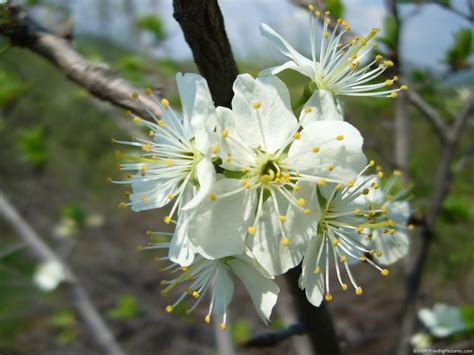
[0, 4, 161, 121]
[0, 190, 125, 355]
[241, 322, 305, 348]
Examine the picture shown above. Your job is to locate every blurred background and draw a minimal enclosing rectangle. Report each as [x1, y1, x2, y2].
[0, 0, 473, 354]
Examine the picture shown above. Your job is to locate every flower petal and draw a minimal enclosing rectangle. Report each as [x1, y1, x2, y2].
[168, 212, 196, 266]
[301, 237, 327, 307]
[287, 120, 367, 181]
[232, 74, 298, 153]
[187, 178, 256, 259]
[260, 60, 316, 81]
[212, 266, 235, 316]
[182, 158, 216, 210]
[228, 255, 279, 323]
[300, 90, 343, 126]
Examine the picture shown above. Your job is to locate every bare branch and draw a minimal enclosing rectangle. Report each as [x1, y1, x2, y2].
[241, 323, 304, 348]
[173, 0, 239, 107]
[0, 190, 125, 355]
[0, 4, 161, 121]
[404, 87, 450, 143]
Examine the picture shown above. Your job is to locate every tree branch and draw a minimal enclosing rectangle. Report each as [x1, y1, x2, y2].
[0, 4, 162, 121]
[241, 322, 305, 348]
[0, 190, 125, 355]
[172, 0, 239, 107]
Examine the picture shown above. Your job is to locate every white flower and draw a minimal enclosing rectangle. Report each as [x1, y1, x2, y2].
[113, 73, 218, 266]
[34, 261, 66, 291]
[296, 164, 409, 306]
[418, 303, 466, 338]
[150, 247, 279, 328]
[260, 9, 407, 99]
[410, 332, 432, 349]
[187, 74, 367, 274]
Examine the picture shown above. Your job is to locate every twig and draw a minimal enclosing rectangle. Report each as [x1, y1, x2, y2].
[0, 190, 125, 355]
[404, 87, 450, 144]
[0, 4, 161, 121]
[172, 0, 239, 107]
[241, 322, 305, 348]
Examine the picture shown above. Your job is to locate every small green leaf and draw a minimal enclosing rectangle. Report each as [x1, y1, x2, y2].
[107, 294, 139, 320]
[17, 124, 49, 167]
[136, 15, 165, 41]
[52, 310, 76, 328]
[444, 28, 473, 72]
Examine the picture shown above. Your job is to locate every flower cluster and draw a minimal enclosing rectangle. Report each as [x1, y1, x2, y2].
[112, 8, 412, 328]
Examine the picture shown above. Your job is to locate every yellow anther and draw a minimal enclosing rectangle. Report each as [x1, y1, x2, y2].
[378, 171, 384, 178]
[126, 173, 132, 179]
[370, 249, 376, 256]
[325, 17, 331, 25]
[340, 255, 347, 263]
[125, 110, 131, 117]
[362, 188, 370, 195]
[308, 4, 315, 11]
[158, 120, 166, 128]
[163, 216, 172, 224]
[304, 107, 313, 113]
[381, 269, 390, 276]
[325, 293, 333, 302]
[247, 226, 257, 235]
[336, 135, 344, 141]
[388, 219, 396, 227]
[167, 193, 175, 200]
[391, 92, 399, 98]
[211, 145, 220, 154]
[393, 169, 402, 176]
[327, 165, 334, 171]
[208, 193, 217, 202]
[279, 215, 287, 223]
[165, 160, 174, 167]
[339, 284, 347, 291]
[385, 79, 394, 86]
[315, 10, 321, 17]
[260, 174, 272, 185]
[133, 116, 140, 123]
[293, 132, 301, 140]
[312, 146, 320, 153]
[159, 279, 167, 285]
[281, 238, 289, 247]
[145, 88, 153, 96]
[323, 31, 329, 39]
[318, 178, 327, 186]
[165, 305, 173, 313]
[252, 101, 262, 109]
[136, 245, 144, 252]
[224, 155, 232, 163]
[377, 250, 383, 257]
[110, 137, 116, 144]
[149, 130, 155, 137]
[408, 224, 415, 230]
[220, 323, 227, 331]
[142, 144, 152, 152]
[192, 291, 200, 299]
[393, 75, 399, 81]
[140, 194, 145, 201]
[372, 182, 379, 189]
[304, 208, 311, 215]
[355, 287, 363, 296]
[222, 129, 229, 138]
[325, 10, 330, 16]
[131, 92, 139, 100]
[314, 266, 321, 274]
[297, 198, 306, 207]
[369, 160, 375, 167]
[293, 184, 301, 192]
[181, 267, 189, 272]
[332, 239, 340, 247]
[106, 177, 112, 183]
[348, 179, 355, 188]
[204, 315, 211, 324]
[400, 85, 408, 91]
[349, 63, 356, 70]
[119, 202, 127, 209]
[161, 98, 169, 107]
[384, 60, 394, 67]
[359, 256, 367, 261]
[335, 183, 343, 190]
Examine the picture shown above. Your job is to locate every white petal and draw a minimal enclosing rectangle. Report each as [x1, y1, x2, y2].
[228, 255, 279, 323]
[168, 212, 195, 266]
[366, 230, 409, 265]
[301, 237, 326, 307]
[287, 120, 367, 181]
[286, 182, 320, 242]
[232, 74, 298, 153]
[260, 60, 316, 81]
[34, 261, 66, 292]
[130, 178, 176, 211]
[300, 90, 343, 126]
[182, 158, 216, 210]
[260, 23, 316, 79]
[247, 196, 306, 275]
[212, 266, 235, 316]
[187, 178, 256, 259]
[176, 72, 217, 151]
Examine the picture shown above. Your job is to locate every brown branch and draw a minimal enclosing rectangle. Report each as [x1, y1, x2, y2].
[0, 4, 161, 121]
[404, 87, 450, 144]
[0, 190, 125, 355]
[241, 322, 305, 348]
[172, 0, 239, 107]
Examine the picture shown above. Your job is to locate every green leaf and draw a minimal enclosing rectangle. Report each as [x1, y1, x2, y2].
[0, 69, 30, 108]
[444, 28, 473, 72]
[17, 124, 49, 167]
[461, 305, 474, 330]
[107, 294, 139, 320]
[326, 0, 344, 19]
[136, 15, 165, 41]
